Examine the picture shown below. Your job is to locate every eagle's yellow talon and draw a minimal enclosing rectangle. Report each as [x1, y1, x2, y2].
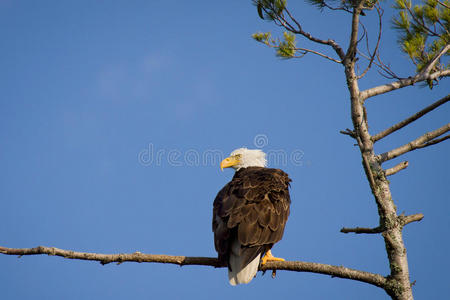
[261, 250, 285, 266]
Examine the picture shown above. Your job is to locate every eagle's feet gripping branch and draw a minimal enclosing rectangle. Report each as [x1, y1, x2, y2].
[261, 250, 285, 266]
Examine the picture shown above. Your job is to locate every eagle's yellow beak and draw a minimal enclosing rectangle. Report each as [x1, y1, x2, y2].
[220, 156, 240, 171]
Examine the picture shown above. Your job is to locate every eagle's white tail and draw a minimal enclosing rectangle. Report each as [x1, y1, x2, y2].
[228, 240, 260, 285]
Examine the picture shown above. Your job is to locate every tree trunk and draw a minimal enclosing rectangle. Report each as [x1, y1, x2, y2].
[345, 59, 414, 300]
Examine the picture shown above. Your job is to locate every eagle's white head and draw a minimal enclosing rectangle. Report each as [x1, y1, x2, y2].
[220, 148, 267, 171]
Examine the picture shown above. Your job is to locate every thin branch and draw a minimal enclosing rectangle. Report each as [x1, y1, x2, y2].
[360, 69, 450, 100]
[415, 134, 450, 148]
[345, 1, 365, 62]
[261, 6, 345, 62]
[377, 124, 450, 162]
[357, 26, 372, 79]
[438, 0, 450, 10]
[282, 8, 346, 60]
[294, 47, 342, 63]
[361, 44, 450, 99]
[341, 226, 383, 234]
[322, 1, 352, 14]
[357, 49, 400, 79]
[373, 94, 450, 142]
[0, 246, 222, 267]
[404, 4, 439, 37]
[358, 20, 367, 45]
[421, 44, 450, 75]
[0, 245, 388, 288]
[436, 18, 450, 36]
[358, 4, 383, 79]
[263, 42, 342, 63]
[398, 213, 424, 226]
[375, 52, 402, 79]
[385, 161, 409, 176]
[340, 128, 356, 139]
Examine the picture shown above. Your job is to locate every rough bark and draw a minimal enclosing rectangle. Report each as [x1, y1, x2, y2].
[343, 6, 415, 299]
[0, 245, 387, 288]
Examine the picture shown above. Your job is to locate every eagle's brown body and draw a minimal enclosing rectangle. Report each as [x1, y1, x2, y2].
[213, 166, 291, 284]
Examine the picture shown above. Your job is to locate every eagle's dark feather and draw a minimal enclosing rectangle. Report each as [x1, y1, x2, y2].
[213, 167, 291, 270]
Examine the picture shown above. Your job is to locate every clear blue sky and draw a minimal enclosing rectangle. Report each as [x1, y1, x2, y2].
[1, 1, 448, 299]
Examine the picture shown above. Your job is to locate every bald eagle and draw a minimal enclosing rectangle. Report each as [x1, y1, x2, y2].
[213, 148, 291, 285]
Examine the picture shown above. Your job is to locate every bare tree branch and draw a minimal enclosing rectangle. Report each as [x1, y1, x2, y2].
[320, 0, 353, 13]
[293, 47, 342, 63]
[360, 68, 450, 100]
[257, 4, 346, 61]
[438, 0, 450, 10]
[0, 245, 388, 288]
[373, 94, 450, 142]
[262, 41, 342, 63]
[398, 213, 424, 226]
[340, 128, 357, 139]
[345, 1, 365, 62]
[415, 134, 450, 148]
[421, 44, 450, 75]
[0, 246, 221, 266]
[357, 4, 383, 79]
[375, 52, 402, 79]
[385, 161, 409, 176]
[356, 49, 404, 80]
[361, 43, 450, 100]
[357, 49, 400, 79]
[283, 8, 346, 60]
[341, 226, 383, 234]
[377, 124, 450, 162]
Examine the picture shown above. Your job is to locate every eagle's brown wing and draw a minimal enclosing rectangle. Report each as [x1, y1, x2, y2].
[213, 167, 291, 269]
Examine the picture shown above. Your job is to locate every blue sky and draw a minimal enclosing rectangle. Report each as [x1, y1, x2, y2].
[1, 1, 448, 299]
